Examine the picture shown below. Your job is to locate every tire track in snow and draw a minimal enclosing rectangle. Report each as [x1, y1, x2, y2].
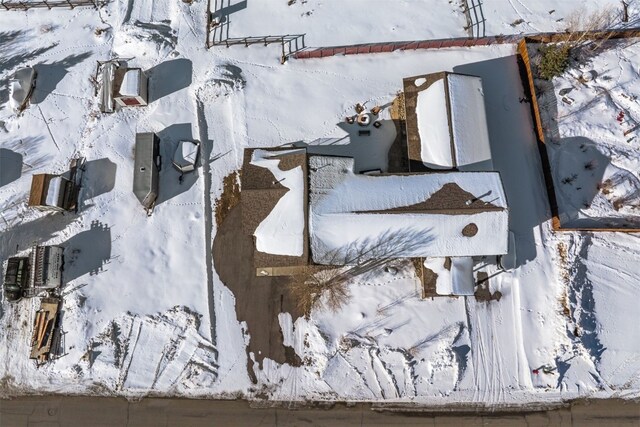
[507, 0, 541, 32]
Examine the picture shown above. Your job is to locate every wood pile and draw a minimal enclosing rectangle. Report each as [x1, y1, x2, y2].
[29, 297, 60, 364]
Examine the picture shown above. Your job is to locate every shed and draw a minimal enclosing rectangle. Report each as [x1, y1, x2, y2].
[3, 257, 29, 302]
[172, 140, 200, 173]
[113, 67, 148, 107]
[133, 132, 161, 210]
[28, 173, 75, 212]
[29, 245, 64, 291]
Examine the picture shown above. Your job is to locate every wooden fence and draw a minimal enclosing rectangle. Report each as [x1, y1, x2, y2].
[516, 39, 562, 231]
[293, 34, 520, 59]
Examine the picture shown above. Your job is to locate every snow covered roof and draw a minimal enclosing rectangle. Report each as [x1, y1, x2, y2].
[45, 176, 64, 207]
[309, 155, 508, 265]
[404, 72, 493, 172]
[119, 69, 142, 97]
[241, 148, 308, 266]
[172, 140, 200, 172]
[28, 174, 65, 208]
[424, 257, 475, 296]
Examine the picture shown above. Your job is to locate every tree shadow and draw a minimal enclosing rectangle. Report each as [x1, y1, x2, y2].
[62, 220, 111, 282]
[292, 118, 396, 173]
[156, 123, 199, 205]
[79, 158, 117, 210]
[0, 148, 22, 187]
[454, 55, 551, 266]
[146, 58, 192, 103]
[0, 213, 77, 266]
[31, 52, 92, 105]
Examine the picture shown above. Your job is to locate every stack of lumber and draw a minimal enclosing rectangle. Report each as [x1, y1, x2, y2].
[29, 298, 60, 364]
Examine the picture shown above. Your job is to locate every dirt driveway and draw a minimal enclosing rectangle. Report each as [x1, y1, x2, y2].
[212, 205, 301, 382]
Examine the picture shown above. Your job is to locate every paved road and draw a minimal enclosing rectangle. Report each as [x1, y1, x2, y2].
[1, 397, 639, 426]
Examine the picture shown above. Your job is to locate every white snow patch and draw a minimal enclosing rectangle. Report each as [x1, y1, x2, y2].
[417, 78, 453, 169]
[447, 74, 493, 171]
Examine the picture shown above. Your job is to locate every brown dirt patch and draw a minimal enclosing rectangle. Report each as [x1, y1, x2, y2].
[422, 266, 438, 299]
[214, 171, 240, 227]
[557, 242, 571, 318]
[474, 272, 502, 302]
[213, 205, 302, 381]
[388, 93, 409, 173]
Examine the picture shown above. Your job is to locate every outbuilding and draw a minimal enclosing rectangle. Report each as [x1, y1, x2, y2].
[172, 140, 200, 173]
[28, 173, 76, 212]
[133, 132, 161, 211]
[113, 67, 148, 107]
[2, 245, 64, 301]
[100, 61, 148, 113]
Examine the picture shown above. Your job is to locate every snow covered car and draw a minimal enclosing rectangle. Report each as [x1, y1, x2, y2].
[9, 66, 37, 112]
[172, 139, 200, 173]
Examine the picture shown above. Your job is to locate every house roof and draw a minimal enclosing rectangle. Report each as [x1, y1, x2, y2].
[403, 72, 493, 172]
[309, 155, 508, 265]
[241, 148, 309, 267]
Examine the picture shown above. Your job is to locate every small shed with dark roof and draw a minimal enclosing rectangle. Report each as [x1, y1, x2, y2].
[133, 132, 161, 210]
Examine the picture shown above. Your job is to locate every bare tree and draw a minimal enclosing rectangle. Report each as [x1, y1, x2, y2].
[287, 266, 352, 315]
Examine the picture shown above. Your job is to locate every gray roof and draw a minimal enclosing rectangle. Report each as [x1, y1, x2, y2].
[133, 132, 160, 209]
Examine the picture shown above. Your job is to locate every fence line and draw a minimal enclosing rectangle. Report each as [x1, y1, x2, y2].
[208, 33, 306, 63]
[293, 29, 640, 232]
[293, 28, 640, 61]
[0, 0, 105, 10]
[516, 39, 562, 231]
[205, 1, 306, 62]
[462, 0, 486, 38]
[293, 34, 520, 60]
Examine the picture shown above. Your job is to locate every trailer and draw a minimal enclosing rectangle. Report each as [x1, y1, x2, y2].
[133, 132, 161, 213]
[2, 245, 64, 301]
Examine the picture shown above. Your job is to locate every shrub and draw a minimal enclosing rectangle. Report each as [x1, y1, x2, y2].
[538, 43, 571, 80]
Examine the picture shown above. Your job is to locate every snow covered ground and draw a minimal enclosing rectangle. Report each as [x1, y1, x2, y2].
[537, 39, 640, 228]
[0, 0, 639, 406]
